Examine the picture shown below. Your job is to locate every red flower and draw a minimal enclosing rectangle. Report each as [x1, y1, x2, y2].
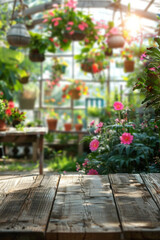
[5, 108, 12, 116]
[8, 101, 14, 109]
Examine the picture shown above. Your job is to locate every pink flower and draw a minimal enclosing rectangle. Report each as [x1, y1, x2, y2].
[90, 120, 95, 126]
[54, 42, 59, 47]
[49, 11, 54, 16]
[43, 19, 48, 23]
[69, 30, 74, 35]
[68, 21, 74, 25]
[8, 101, 14, 109]
[87, 169, 98, 175]
[149, 67, 156, 71]
[120, 133, 134, 145]
[113, 101, 124, 111]
[155, 125, 158, 128]
[96, 122, 103, 128]
[0, 91, 3, 95]
[54, 21, 59, 26]
[49, 37, 54, 42]
[140, 52, 147, 60]
[66, 26, 72, 31]
[78, 24, 85, 31]
[52, 3, 59, 8]
[109, 27, 119, 35]
[65, 0, 77, 9]
[115, 118, 119, 123]
[89, 139, 99, 151]
[82, 159, 89, 167]
[94, 128, 101, 134]
[84, 38, 89, 43]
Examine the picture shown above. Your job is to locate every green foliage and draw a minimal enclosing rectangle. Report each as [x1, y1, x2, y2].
[28, 31, 49, 54]
[133, 38, 160, 121]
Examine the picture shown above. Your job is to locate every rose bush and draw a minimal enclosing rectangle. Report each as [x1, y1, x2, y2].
[77, 102, 160, 174]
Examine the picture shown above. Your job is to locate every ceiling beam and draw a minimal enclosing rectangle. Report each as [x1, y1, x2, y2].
[144, 0, 155, 12]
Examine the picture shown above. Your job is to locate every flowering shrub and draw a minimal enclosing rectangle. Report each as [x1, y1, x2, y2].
[44, 0, 98, 51]
[77, 102, 160, 174]
[62, 79, 88, 99]
[0, 99, 13, 121]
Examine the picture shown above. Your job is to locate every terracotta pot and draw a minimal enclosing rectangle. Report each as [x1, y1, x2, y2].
[75, 124, 83, 131]
[64, 123, 72, 131]
[124, 60, 135, 72]
[108, 34, 125, 48]
[0, 119, 7, 131]
[63, 31, 85, 41]
[29, 49, 45, 62]
[70, 89, 80, 100]
[47, 118, 58, 131]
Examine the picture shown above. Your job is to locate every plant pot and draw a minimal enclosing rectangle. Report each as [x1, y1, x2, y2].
[7, 23, 30, 47]
[124, 60, 135, 72]
[0, 119, 7, 131]
[108, 34, 125, 48]
[69, 89, 80, 100]
[47, 118, 58, 131]
[105, 48, 113, 56]
[81, 59, 103, 73]
[45, 89, 52, 97]
[29, 49, 45, 62]
[63, 31, 85, 41]
[75, 124, 83, 131]
[64, 123, 72, 131]
[12, 120, 21, 127]
[19, 96, 36, 110]
[19, 75, 30, 84]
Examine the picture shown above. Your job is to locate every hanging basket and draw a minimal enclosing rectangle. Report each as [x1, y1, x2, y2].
[63, 31, 86, 41]
[108, 34, 125, 49]
[69, 89, 81, 100]
[45, 89, 52, 97]
[29, 49, 45, 62]
[19, 96, 36, 110]
[19, 74, 30, 84]
[81, 59, 103, 73]
[7, 23, 30, 47]
[124, 60, 135, 72]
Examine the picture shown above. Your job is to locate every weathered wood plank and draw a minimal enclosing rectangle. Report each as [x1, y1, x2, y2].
[47, 175, 121, 240]
[110, 174, 160, 240]
[0, 175, 60, 240]
[109, 173, 143, 185]
[141, 173, 160, 210]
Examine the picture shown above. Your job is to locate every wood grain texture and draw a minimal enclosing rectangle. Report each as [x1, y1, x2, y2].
[0, 175, 60, 240]
[109, 174, 160, 240]
[47, 175, 121, 240]
[141, 173, 160, 210]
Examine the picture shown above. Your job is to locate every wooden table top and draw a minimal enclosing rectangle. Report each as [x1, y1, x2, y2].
[0, 127, 47, 136]
[0, 173, 160, 240]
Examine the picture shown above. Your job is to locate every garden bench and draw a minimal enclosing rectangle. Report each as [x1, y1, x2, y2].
[0, 173, 160, 240]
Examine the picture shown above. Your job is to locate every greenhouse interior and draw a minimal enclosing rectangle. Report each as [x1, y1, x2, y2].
[0, 0, 160, 175]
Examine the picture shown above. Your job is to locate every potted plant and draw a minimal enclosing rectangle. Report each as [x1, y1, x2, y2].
[63, 112, 72, 131]
[43, 0, 98, 51]
[19, 82, 39, 109]
[28, 31, 48, 62]
[10, 107, 26, 127]
[51, 57, 68, 86]
[75, 47, 108, 74]
[75, 115, 83, 131]
[121, 47, 135, 72]
[62, 79, 88, 100]
[46, 109, 59, 131]
[0, 98, 14, 131]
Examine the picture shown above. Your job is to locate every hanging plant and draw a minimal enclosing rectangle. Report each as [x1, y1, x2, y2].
[121, 47, 135, 72]
[43, 0, 98, 51]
